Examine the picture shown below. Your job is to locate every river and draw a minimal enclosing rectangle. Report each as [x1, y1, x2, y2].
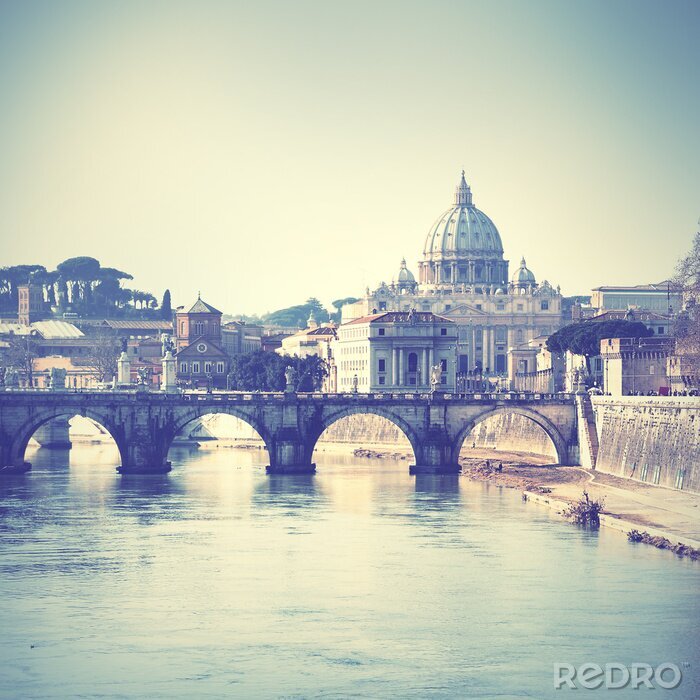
[0, 443, 698, 699]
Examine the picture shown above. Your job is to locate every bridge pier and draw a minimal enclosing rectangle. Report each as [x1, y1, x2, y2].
[266, 429, 316, 475]
[409, 431, 461, 475]
[32, 417, 72, 449]
[116, 440, 171, 475]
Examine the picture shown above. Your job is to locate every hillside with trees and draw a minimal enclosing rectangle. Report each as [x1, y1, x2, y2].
[0, 257, 170, 319]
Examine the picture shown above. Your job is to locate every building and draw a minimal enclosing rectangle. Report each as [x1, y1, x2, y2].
[175, 296, 229, 389]
[221, 321, 263, 357]
[587, 308, 672, 337]
[17, 283, 47, 325]
[277, 313, 337, 359]
[590, 282, 682, 315]
[334, 311, 457, 393]
[342, 172, 564, 378]
[600, 337, 672, 396]
[509, 336, 565, 393]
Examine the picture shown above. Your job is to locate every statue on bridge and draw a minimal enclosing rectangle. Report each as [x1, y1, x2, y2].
[49, 367, 67, 391]
[3, 367, 19, 389]
[430, 364, 442, 392]
[285, 366, 297, 393]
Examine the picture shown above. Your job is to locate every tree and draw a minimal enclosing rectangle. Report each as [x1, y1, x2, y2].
[228, 351, 288, 391]
[5, 332, 40, 387]
[330, 296, 360, 323]
[673, 231, 700, 375]
[264, 297, 331, 328]
[83, 333, 121, 383]
[290, 355, 329, 391]
[161, 289, 172, 320]
[0, 265, 46, 312]
[227, 351, 330, 392]
[547, 320, 653, 366]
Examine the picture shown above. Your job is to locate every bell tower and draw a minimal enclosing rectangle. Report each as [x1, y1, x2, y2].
[18, 283, 45, 326]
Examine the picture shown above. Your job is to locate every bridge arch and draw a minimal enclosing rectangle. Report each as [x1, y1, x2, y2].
[167, 406, 273, 462]
[10, 408, 126, 469]
[452, 406, 568, 465]
[309, 406, 420, 465]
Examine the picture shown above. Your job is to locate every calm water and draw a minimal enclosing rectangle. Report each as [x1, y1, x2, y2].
[0, 443, 698, 699]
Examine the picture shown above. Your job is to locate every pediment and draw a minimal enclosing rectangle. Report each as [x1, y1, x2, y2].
[442, 303, 488, 317]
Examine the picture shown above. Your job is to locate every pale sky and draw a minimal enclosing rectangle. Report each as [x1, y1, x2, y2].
[0, 0, 698, 315]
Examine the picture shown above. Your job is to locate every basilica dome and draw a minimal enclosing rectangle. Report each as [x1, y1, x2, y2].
[423, 173, 504, 259]
[512, 257, 536, 284]
[397, 258, 415, 283]
[418, 172, 509, 288]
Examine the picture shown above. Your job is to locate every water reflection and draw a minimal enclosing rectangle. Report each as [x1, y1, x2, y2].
[0, 443, 698, 700]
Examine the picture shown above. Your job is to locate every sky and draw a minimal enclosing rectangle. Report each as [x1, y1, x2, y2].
[0, 0, 698, 316]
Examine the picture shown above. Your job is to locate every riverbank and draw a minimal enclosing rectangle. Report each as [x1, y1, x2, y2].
[358, 444, 700, 555]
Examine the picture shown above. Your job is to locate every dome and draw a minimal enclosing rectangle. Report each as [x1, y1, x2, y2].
[512, 257, 536, 284]
[422, 172, 504, 260]
[419, 172, 509, 289]
[397, 258, 415, 283]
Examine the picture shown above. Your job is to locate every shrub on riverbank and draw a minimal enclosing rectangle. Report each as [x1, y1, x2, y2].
[628, 530, 700, 560]
[563, 491, 604, 528]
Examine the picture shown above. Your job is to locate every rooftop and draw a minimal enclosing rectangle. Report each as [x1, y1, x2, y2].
[345, 311, 454, 325]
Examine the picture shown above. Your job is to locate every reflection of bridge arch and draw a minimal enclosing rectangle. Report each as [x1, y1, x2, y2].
[310, 406, 420, 465]
[10, 408, 125, 469]
[168, 407, 273, 458]
[452, 406, 568, 465]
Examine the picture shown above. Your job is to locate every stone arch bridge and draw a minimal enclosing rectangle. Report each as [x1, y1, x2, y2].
[0, 391, 579, 475]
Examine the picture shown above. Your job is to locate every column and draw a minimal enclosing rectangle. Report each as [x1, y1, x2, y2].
[482, 329, 490, 373]
[392, 348, 398, 387]
[398, 349, 404, 387]
[422, 348, 429, 387]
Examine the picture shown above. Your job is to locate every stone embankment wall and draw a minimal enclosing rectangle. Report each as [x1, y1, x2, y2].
[191, 413, 557, 459]
[466, 413, 557, 460]
[592, 396, 700, 493]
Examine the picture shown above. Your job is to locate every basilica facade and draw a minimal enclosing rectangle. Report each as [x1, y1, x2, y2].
[341, 172, 564, 377]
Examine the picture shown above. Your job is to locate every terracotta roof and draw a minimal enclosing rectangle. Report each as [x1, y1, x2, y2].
[344, 311, 454, 325]
[102, 320, 173, 330]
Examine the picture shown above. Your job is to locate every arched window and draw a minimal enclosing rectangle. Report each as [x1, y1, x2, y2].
[408, 352, 418, 372]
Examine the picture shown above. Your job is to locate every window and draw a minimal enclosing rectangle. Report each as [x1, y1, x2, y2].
[649, 365, 655, 375]
[540, 301, 549, 310]
[476, 304, 482, 310]
[378, 328, 385, 336]
[192, 361, 200, 373]
[440, 328, 447, 336]
[194, 322, 204, 335]
[180, 322, 185, 335]
[204, 362, 212, 373]
[440, 359, 447, 372]
[496, 303, 505, 311]
[445, 304, 451, 311]
[216, 361, 225, 374]
[180, 362, 188, 373]
[517, 304, 524, 311]
[379, 301, 387, 311]
[408, 353, 418, 372]
[658, 327, 665, 335]
[378, 376, 385, 385]
[378, 359, 386, 372]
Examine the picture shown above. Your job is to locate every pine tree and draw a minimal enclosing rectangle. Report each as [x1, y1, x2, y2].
[161, 289, 172, 320]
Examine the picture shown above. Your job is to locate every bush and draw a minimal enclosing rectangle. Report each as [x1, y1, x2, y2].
[562, 491, 604, 528]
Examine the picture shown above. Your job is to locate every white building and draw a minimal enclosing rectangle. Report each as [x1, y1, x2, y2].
[334, 311, 457, 393]
[342, 172, 564, 378]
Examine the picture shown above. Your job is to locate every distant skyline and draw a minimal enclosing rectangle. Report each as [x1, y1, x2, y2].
[1, 0, 698, 315]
